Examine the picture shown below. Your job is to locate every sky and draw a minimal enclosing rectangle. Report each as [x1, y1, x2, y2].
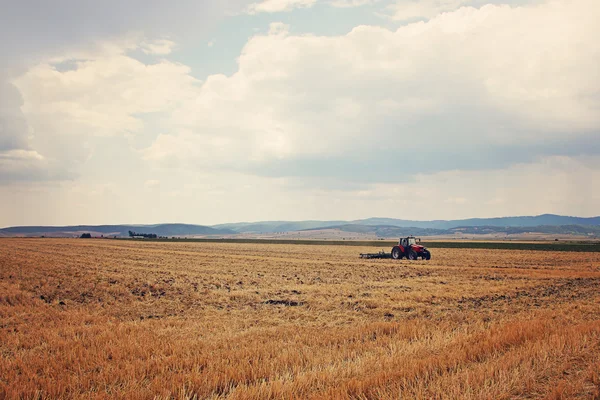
[0, 0, 599, 227]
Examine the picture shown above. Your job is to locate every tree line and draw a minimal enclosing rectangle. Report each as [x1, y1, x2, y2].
[128, 230, 157, 239]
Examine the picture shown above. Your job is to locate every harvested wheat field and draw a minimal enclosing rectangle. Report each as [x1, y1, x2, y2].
[1, 238, 600, 399]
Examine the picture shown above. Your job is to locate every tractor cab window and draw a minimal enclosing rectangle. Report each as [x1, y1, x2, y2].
[408, 237, 416, 245]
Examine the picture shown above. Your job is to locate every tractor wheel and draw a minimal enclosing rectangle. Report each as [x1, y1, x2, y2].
[391, 246, 402, 259]
[423, 251, 431, 260]
[408, 250, 417, 260]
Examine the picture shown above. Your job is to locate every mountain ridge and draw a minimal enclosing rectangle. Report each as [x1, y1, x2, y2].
[213, 214, 600, 233]
[0, 224, 234, 237]
[299, 223, 600, 238]
[1, 214, 599, 237]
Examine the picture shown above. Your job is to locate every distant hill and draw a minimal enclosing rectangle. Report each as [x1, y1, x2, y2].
[1, 214, 599, 238]
[300, 224, 448, 237]
[213, 220, 347, 233]
[352, 214, 600, 230]
[299, 223, 600, 238]
[448, 224, 600, 236]
[0, 224, 234, 238]
[213, 214, 600, 233]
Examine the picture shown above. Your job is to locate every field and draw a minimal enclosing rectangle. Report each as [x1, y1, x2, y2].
[1, 239, 600, 399]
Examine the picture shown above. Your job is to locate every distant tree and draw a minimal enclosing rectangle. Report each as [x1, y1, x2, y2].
[80, 233, 92, 239]
[128, 230, 157, 239]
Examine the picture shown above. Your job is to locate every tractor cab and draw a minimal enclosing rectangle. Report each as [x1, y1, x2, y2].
[400, 236, 419, 247]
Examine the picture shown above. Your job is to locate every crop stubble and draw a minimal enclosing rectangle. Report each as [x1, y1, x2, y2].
[1, 238, 599, 399]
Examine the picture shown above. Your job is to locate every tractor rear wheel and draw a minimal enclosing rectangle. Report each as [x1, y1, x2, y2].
[408, 250, 417, 260]
[391, 246, 402, 259]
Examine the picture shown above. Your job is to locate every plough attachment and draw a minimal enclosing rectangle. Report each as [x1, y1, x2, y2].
[359, 250, 392, 259]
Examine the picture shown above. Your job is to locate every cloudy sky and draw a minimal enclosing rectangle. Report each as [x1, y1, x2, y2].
[1, 0, 598, 226]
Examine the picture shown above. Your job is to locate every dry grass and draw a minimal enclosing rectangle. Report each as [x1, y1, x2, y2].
[1, 238, 599, 399]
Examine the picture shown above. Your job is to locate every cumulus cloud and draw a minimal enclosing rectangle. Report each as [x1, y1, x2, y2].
[10, 0, 600, 185]
[10, 38, 200, 182]
[0, 0, 242, 184]
[142, 0, 599, 180]
[0, 79, 28, 152]
[15, 41, 198, 138]
[3, 0, 599, 223]
[0, 149, 69, 183]
[0, 73, 66, 182]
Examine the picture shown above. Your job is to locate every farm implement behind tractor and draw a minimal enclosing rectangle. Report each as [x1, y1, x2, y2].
[360, 236, 431, 260]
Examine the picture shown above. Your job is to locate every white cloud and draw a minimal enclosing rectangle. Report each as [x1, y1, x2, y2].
[0, 79, 29, 152]
[143, 0, 599, 173]
[0, 149, 43, 162]
[4, 0, 600, 223]
[0, 149, 66, 182]
[15, 42, 198, 138]
[0, 75, 70, 182]
[12, 0, 600, 180]
[247, 0, 317, 14]
[11, 38, 200, 181]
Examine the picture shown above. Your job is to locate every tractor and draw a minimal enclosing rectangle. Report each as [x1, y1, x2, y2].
[359, 236, 432, 260]
[391, 236, 431, 260]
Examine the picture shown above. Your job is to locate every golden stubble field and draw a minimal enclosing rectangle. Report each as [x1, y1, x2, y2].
[1, 238, 600, 399]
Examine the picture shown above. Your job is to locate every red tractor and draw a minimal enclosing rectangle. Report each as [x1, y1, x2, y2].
[391, 236, 431, 260]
